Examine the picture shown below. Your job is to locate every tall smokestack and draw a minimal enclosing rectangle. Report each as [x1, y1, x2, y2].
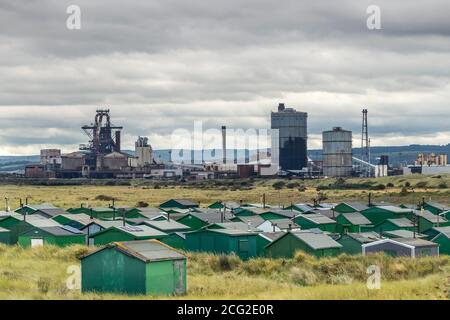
[222, 126, 226, 164]
[115, 131, 121, 152]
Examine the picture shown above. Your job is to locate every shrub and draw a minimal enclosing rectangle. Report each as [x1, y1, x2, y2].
[272, 181, 285, 190]
[328, 274, 354, 285]
[290, 267, 318, 286]
[371, 184, 386, 190]
[386, 182, 394, 188]
[215, 254, 241, 271]
[136, 201, 149, 208]
[94, 194, 114, 201]
[400, 187, 409, 196]
[415, 181, 428, 188]
[438, 183, 448, 189]
[405, 182, 411, 187]
[37, 277, 50, 294]
[298, 185, 307, 192]
[286, 182, 300, 189]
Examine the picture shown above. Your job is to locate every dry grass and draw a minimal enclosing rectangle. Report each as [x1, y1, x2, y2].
[0, 174, 449, 210]
[0, 244, 448, 300]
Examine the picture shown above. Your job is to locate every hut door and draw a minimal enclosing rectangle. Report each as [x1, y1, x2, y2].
[31, 238, 44, 247]
[173, 260, 185, 295]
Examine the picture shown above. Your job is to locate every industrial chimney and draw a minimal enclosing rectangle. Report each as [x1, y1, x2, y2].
[222, 126, 227, 164]
[115, 131, 121, 152]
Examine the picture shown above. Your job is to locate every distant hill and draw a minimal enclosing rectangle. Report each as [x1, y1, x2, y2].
[0, 144, 449, 172]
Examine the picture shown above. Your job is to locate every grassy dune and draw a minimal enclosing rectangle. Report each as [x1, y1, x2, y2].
[0, 174, 449, 210]
[0, 245, 448, 300]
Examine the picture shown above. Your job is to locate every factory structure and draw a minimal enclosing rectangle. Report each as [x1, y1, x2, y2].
[24, 105, 448, 180]
[26, 110, 181, 179]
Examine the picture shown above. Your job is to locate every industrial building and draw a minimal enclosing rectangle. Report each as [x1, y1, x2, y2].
[322, 127, 353, 177]
[271, 103, 308, 172]
[26, 109, 162, 179]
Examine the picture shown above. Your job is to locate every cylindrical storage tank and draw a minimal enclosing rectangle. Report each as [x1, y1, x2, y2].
[322, 127, 352, 177]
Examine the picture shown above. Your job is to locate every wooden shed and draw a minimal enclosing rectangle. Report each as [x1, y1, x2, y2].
[18, 226, 86, 247]
[0, 227, 11, 244]
[14, 203, 59, 215]
[362, 238, 439, 258]
[139, 220, 191, 233]
[159, 199, 199, 210]
[160, 232, 186, 250]
[256, 232, 285, 256]
[185, 228, 258, 259]
[414, 210, 450, 233]
[423, 202, 450, 215]
[293, 214, 337, 232]
[256, 219, 300, 232]
[431, 232, 450, 255]
[335, 212, 372, 234]
[365, 218, 415, 233]
[265, 230, 342, 258]
[334, 202, 369, 214]
[177, 212, 232, 230]
[89, 225, 167, 246]
[52, 213, 93, 230]
[259, 209, 297, 221]
[360, 206, 412, 225]
[337, 232, 382, 255]
[81, 240, 186, 295]
[284, 204, 314, 213]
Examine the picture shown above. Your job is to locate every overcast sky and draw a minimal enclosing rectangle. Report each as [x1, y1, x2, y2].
[0, 0, 449, 155]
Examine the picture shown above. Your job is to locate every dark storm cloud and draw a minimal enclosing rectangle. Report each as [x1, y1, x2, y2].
[0, 0, 449, 154]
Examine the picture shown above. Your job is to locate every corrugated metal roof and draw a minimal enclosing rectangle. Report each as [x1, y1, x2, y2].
[187, 212, 233, 224]
[394, 238, 438, 248]
[209, 222, 260, 232]
[340, 212, 371, 225]
[430, 226, 450, 234]
[296, 213, 336, 225]
[83, 220, 128, 229]
[267, 209, 297, 219]
[142, 220, 190, 232]
[382, 230, 427, 239]
[386, 218, 414, 227]
[425, 202, 450, 211]
[35, 208, 67, 217]
[376, 206, 412, 213]
[291, 204, 314, 212]
[57, 213, 92, 222]
[26, 216, 62, 228]
[291, 230, 342, 250]
[83, 240, 186, 262]
[38, 226, 83, 236]
[341, 202, 369, 211]
[265, 219, 300, 230]
[258, 231, 285, 242]
[345, 232, 381, 243]
[209, 228, 259, 236]
[25, 203, 58, 211]
[414, 210, 449, 223]
[235, 215, 265, 226]
[115, 225, 167, 237]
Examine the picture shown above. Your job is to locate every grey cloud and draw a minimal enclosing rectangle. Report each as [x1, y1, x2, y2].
[0, 0, 449, 154]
